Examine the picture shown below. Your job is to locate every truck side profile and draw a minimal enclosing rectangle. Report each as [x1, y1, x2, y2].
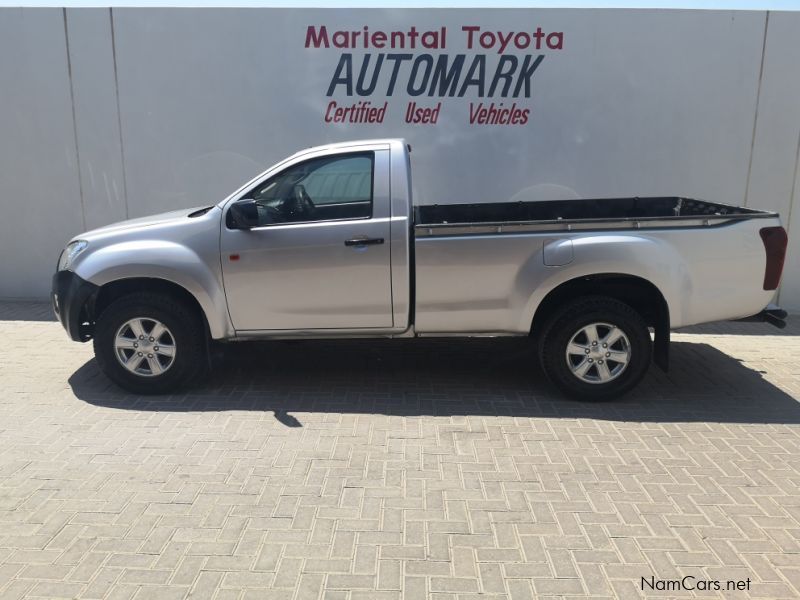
[52, 139, 789, 400]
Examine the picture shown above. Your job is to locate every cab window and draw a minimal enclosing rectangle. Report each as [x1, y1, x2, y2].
[244, 152, 373, 226]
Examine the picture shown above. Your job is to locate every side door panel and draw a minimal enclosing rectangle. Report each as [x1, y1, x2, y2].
[220, 149, 393, 331]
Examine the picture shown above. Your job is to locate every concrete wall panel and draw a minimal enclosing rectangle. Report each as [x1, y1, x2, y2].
[66, 7, 128, 230]
[109, 9, 766, 211]
[745, 11, 800, 306]
[0, 8, 84, 297]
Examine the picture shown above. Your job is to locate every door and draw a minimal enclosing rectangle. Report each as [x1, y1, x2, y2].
[221, 149, 393, 331]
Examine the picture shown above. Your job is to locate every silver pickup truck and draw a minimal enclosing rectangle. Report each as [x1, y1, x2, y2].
[52, 139, 788, 400]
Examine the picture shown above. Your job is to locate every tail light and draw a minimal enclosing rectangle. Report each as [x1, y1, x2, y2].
[759, 226, 788, 290]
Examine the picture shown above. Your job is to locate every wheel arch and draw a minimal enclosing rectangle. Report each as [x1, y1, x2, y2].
[90, 278, 212, 346]
[71, 236, 233, 339]
[530, 274, 671, 371]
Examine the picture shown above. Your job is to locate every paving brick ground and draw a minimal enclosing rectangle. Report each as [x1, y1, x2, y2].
[0, 301, 799, 600]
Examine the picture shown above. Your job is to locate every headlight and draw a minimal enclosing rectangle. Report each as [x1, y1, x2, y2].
[58, 240, 89, 271]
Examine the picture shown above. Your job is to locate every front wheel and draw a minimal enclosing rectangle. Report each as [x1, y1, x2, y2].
[93, 292, 206, 395]
[539, 296, 652, 401]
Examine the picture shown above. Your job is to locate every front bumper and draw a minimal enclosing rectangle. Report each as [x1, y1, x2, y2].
[51, 271, 99, 341]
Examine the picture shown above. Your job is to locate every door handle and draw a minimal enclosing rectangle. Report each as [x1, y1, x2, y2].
[344, 237, 384, 247]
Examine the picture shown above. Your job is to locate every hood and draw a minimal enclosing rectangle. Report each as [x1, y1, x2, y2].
[79, 206, 216, 239]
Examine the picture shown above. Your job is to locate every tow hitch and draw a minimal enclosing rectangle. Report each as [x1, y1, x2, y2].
[735, 304, 788, 329]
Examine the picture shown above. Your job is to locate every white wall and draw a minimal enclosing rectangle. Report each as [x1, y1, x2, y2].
[0, 7, 798, 310]
[0, 8, 84, 295]
[747, 11, 800, 310]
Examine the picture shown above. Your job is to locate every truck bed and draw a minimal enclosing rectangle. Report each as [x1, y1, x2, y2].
[414, 197, 776, 236]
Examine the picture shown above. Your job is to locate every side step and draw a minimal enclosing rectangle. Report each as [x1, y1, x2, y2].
[734, 304, 788, 329]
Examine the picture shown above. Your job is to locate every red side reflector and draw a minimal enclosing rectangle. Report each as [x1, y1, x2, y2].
[759, 226, 788, 290]
[229, 254, 240, 261]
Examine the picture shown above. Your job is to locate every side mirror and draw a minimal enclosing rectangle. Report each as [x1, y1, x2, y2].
[227, 200, 260, 229]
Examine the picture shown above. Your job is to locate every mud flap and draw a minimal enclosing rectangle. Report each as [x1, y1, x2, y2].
[653, 325, 669, 372]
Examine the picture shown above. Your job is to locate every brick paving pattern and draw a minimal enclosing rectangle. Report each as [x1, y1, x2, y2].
[0, 301, 798, 599]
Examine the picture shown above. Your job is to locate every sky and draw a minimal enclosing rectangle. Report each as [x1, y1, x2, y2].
[1, 0, 799, 8]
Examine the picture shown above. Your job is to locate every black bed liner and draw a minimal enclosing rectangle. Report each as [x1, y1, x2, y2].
[415, 196, 765, 226]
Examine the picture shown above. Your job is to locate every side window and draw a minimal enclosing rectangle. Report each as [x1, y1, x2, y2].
[245, 152, 373, 226]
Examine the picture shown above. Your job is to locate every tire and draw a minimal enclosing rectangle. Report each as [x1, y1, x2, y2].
[93, 292, 206, 395]
[538, 296, 652, 401]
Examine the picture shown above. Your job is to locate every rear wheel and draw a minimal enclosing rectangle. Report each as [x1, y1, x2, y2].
[539, 296, 652, 401]
[93, 292, 205, 394]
